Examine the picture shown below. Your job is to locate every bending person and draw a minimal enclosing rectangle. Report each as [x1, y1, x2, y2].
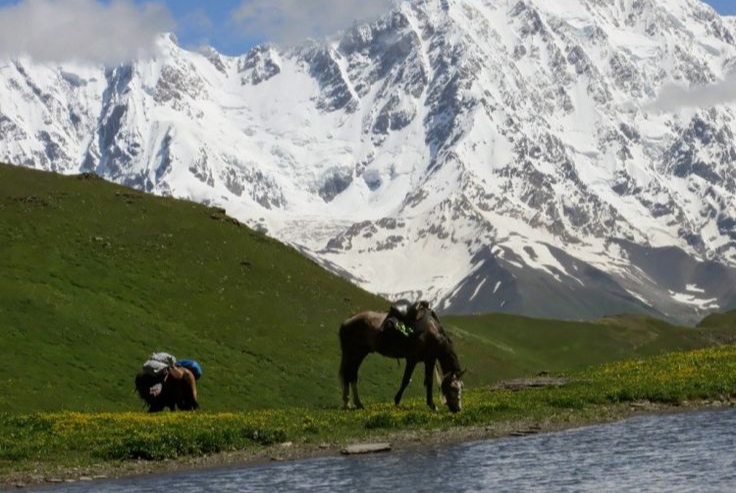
[138, 352, 201, 411]
[172, 358, 202, 402]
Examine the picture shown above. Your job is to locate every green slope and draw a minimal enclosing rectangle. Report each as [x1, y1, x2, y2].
[1, 163, 734, 413]
[698, 310, 736, 330]
[0, 164, 391, 412]
[444, 313, 733, 388]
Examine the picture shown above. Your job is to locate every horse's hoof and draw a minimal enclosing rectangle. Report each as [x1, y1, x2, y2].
[355, 403, 365, 410]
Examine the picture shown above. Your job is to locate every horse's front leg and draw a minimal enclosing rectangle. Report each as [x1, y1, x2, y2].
[394, 360, 418, 406]
[424, 359, 438, 411]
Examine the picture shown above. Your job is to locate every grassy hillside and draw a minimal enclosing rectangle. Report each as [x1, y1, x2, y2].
[1, 163, 734, 413]
[697, 310, 736, 330]
[444, 314, 730, 387]
[0, 164, 390, 412]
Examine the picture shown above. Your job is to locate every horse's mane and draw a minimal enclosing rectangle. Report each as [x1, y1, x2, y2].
[431, 311, 462, 375]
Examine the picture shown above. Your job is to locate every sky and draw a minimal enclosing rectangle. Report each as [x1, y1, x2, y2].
[0, 0, 394, 61]
[708, 0, 736, 16]
[0, 0, 732, 62]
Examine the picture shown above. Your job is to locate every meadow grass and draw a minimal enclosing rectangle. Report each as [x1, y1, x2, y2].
[3, 344, 735, 478]
[3, 163, 734, 415]
[3, 164, 736, 484]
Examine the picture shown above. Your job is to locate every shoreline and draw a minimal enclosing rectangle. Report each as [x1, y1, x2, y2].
[5, 399, 734, 490]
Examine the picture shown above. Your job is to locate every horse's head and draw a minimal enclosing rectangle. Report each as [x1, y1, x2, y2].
[441, 369, 465, 413]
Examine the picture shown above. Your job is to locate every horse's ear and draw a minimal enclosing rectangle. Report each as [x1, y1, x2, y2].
[457, 369, 467, 379]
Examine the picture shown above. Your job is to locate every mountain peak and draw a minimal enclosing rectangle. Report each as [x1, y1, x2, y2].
[2, 0, 736, 324]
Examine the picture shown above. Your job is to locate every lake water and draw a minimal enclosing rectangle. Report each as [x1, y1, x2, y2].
[26, 408, 736, 492]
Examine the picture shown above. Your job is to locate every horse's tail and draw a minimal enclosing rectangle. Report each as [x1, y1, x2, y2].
[338, 314, 374, 386]
[338, 321, 349, 386]
[338, 320, 364, 385]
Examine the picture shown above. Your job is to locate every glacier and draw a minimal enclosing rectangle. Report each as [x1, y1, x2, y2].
[2, 0, 736, 324]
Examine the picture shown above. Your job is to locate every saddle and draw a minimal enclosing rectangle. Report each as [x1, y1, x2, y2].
[388, 299, 413, 319]
[383, 300, 433, 338]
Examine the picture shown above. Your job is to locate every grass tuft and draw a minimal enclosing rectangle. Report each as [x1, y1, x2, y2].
[3, 344, 736, 476]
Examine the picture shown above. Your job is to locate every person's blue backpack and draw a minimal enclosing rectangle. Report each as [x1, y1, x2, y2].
[177, 359, 203, 380]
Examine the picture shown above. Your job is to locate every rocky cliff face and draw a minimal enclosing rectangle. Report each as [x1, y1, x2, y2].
[2, 0, 736, 324]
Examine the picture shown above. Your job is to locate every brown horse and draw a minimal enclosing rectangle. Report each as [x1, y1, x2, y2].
[339, 302, 465, 413]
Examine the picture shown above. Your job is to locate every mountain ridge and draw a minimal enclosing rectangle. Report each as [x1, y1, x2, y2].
[2, 0, 736, 323]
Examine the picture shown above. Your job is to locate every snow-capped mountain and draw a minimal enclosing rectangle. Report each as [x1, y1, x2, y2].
[2, 0, 736, 324]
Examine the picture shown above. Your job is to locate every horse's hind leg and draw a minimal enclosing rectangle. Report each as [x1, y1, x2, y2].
[339, 351, 349, 409]
[340, 350, 367, 410]
[350, 381, 364, 410]
[342, 380, 350, 410]
[350, 354, 369, 410]
[351, 352, 368, 409]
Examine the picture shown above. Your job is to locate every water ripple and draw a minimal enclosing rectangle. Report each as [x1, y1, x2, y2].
[27, 408, 736, 493]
